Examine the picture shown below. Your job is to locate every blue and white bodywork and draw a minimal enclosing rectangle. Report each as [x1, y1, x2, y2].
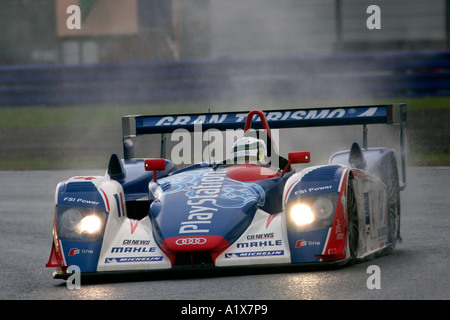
[47, 105, 406, 279]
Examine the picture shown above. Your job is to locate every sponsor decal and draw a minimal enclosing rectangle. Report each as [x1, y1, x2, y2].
[62, 197, 100, 206]
[122, 239, 151, 245]
[175, 237, 207, 245]
[225, 250, 284, 258]
[335, 218, 345, 240]
[246, 232, 274, 240]
[110, 246, 156, 253]
[152, 169, 265, 235]
[68, 248, 94, 256]
[237, 240, 282, 248]
[150, 168, 265, 238]
[295, 240, 321, 248]
[179, 170, 227, 234]
[151, 108, 380, 128]
[68, 248, 79, 256]
[294, 185, 333, 196]
[105, 256, 163, 263]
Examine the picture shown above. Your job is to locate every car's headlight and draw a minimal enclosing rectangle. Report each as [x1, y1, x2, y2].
[59, 208, 83, 239]
[313, 196, 334, 220]
[290, 204, 315, 226]
[60, 208, 83, 232]
[57, 206, 106, 240]
[79, 215, 102, 234]
[289, 195, 337, 228]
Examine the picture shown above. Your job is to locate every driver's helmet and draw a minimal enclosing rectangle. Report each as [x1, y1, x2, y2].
[229, 136, 268, 165]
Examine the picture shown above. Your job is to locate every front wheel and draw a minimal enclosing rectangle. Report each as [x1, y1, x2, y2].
[347, 178, 359, 265]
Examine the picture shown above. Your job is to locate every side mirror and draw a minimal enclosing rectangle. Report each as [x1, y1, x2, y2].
[288, 151, 310, 164]
[144, 159, 166, 182]
[281, 151, 310, 177]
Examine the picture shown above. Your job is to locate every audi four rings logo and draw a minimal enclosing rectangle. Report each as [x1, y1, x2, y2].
[175, 237, 207, 245]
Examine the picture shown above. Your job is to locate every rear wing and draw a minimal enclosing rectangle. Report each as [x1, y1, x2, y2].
[122, 104, 407, 189]
[124, 104, 403, 134]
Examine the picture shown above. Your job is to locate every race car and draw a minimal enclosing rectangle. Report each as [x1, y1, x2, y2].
[46, 104, 407, 279]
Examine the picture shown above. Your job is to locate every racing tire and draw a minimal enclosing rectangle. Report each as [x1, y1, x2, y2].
[384, 157, 401, 252]
[346, 178, 359, 265]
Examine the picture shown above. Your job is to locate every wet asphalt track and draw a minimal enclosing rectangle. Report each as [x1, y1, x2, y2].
[0, 167, 449, 301]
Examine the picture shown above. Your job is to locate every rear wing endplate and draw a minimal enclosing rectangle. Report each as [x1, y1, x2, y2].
[122, 104, 407, 189]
